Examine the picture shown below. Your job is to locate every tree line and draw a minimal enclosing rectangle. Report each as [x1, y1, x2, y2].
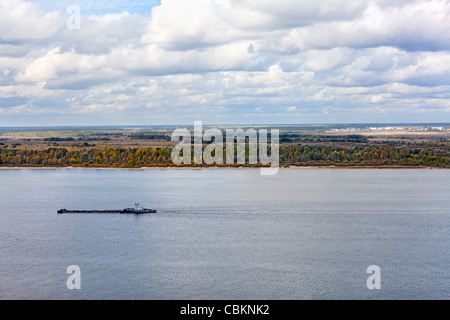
[0, 145, 448, 167]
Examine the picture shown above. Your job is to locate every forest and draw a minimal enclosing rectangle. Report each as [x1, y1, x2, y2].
[0, 144, 448, 168]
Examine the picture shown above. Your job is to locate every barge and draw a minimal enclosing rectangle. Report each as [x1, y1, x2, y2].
[57, 203, 157, 214]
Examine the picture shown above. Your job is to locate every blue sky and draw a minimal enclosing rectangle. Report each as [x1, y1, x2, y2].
[31, 0, 160, 16]
[0, 0, 450, 126]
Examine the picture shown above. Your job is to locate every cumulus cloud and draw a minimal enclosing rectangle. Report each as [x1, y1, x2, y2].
[0, 0, 449, 125]
[0, 0, 65, 43]
[62, 12, 146, 54]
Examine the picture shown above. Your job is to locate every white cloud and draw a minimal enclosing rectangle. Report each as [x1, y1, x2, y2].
[0, 0, 450, 125]
[303, 48, 352, 72]
[0, 0, 65, 42]
[62, 12, 146, 54]
[15, 47, 108, 83]
[142, 0, 246, 50]
[281, 0, 450, 51]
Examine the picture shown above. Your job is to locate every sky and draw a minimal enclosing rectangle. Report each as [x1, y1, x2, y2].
[0, 0, 450, 126]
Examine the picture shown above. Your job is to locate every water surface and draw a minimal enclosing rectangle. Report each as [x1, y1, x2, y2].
[0, 168, 448, 299]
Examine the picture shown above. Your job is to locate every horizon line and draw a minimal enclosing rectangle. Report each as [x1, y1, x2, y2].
[0, 122, 449, 129]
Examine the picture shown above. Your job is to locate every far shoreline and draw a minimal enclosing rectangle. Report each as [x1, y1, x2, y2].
[0, 165, 447, 170]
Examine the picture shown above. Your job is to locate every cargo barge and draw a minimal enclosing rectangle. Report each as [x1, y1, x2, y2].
[57, 203, 157, 214]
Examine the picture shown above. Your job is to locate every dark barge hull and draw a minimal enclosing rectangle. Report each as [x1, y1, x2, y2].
[57, 209, 157, 214]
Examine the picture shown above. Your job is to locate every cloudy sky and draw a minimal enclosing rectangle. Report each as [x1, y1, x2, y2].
[1, 0, 450, 126]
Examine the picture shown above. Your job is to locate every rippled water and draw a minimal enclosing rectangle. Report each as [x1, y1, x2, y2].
[0, 168, 449, 299]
